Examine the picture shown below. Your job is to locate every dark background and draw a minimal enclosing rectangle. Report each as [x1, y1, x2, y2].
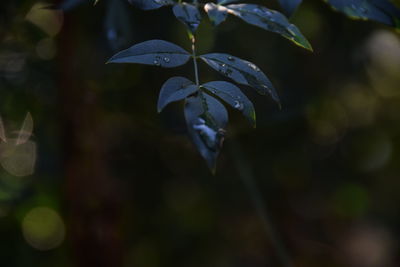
[1, 0, 400, 266]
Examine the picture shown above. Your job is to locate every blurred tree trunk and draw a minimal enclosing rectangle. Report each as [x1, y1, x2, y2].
[58, 9, 123, 267]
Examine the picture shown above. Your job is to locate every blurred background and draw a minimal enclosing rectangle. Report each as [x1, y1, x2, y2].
[1, 0, 400, 266]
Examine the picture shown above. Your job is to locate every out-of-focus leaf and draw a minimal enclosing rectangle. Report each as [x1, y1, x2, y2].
[128, 0, 173, 10]
[16, 112, 33, 145]
[157, 77, 198, 112]
[0, 141, 36, 177]
[202, 81, 256, 127]
[278, 0, 303, 16]
[204, 3, 229, 26]
[185, 93, 228, 171]
[0, 117, 6, 143]
[326, 0, 400, 27]
[107, 40, 191, 68]
[173, 3, 202, 33]
[200, 53, 280, 104]
[105, 0, 134, 51]
[225, 4, 313, 51]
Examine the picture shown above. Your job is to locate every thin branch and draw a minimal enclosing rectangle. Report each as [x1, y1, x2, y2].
[191, 35, 200, 86]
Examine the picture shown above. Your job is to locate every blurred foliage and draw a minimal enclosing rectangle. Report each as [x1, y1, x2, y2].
[1, 0, 400, 267]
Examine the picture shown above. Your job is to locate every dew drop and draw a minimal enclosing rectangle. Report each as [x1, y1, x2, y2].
[248, 63, 260, 72]
[227, 56, 235, 61]
[153, 60, 160, 66]
[163, 57, 170, 63]
[234, 101, 243, 110]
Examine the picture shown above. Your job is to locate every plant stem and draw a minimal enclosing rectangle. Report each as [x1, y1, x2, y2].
[228, 140, 294, 267]
[191, 35, 200, 86]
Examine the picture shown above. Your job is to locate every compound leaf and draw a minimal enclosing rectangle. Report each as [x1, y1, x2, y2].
[201, 81, 256, 127]
[108, 39, 191, 68]
[204, 3, 229, 26]
[200, 53, 280, 104]
[226, 4, 312, 51]
[173, 3, 202, 33]
[157, 77, 198, 112]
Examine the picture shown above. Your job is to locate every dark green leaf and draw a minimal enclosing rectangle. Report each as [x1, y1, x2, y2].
[204, 3, 229, 26]
[326, 0, 400, 27]
[128, 0, 173, 10]
[157, 77, 198, 112]
[107, 39, 191, 68]
[202, 81, 256, 127]
[184, 93, 228, 171]
[200, 53, 280, 104]
[225, 4, 312, 51]
[173, 3, 202, 33]
[278, 0, 303, 16]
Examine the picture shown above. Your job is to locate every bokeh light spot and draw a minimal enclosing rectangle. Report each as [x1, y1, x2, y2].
[22, 207, 65, 251]
[25, 3, 64, 37]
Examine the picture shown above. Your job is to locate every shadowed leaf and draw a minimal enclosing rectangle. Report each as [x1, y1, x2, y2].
[200, 53, 280, 104]
[108, 40, 191, 68]
[157, 77, 198, 112]
[173, 3, 202, 33]
[226, 4, 312, 51]
[202, 81, 256, 127]
[185, 93, 228, 172]
[204, 3, 229, 26]
[326, 0, 400, 27]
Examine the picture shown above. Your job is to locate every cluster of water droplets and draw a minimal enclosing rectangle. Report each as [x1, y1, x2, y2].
[218, 63, 233, 76]
[247, 62, 260, 72]
[153, 55, 170, 66]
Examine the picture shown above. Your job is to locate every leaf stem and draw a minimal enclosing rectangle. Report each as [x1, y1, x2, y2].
[191, 35, 200, 86]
